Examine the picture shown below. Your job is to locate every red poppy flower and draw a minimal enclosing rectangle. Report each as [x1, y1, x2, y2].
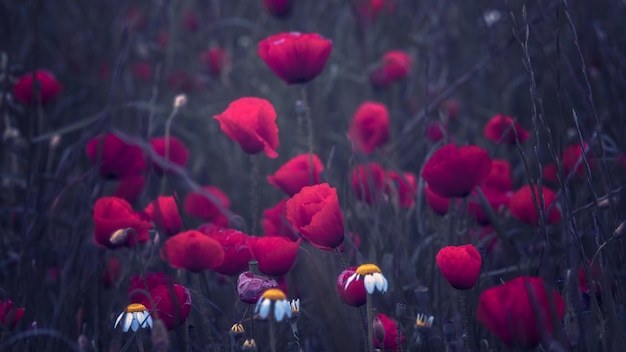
[267, 153, 324, 196]
[258, 32, 332, 85]
[286, 183, 345, 251]
[144, 196, 182, 237]
[483, 114, 530, 145]
[337, 267, 367, 307]
[182, 10, 199, 32]
[142, 284, 192, 330]
[577, 260, 602, 294]
[436, 244, 482, 290]
[348, 102, 390, 154]
[386, 171, 417, 208]
[214, 97, 279, 158]
[509, 185, 561, 226]
[371, 51, 412, 88]
[467, 187, 510, 225]
[248, 236, 301, 276]
[425, 122, 446, 143]
[204, 228, 253, 276]
[200, 48, 229, 77]
[485, 159, 513, 192]
[425, 186, 450, 216]
[149, 136, 189, 174]
[128, 272, 177, 303]
[351, 162, 386, 204]
[356, 0, 395, 22]
[93, 197, 153, 249]
[470, 226, 499, 254]
[422, 144, 492, 198]
[13, 70, 62, 105]
[542, 163, 559, 184]
[261, 200, 297, 240]
[86, 133, 147, 179]
[114, 175, 146, 203]
[476, 276, 565, 348]
[131, 61, 152, 82]
[0, 299, 25, 329]
[563, 143, 592, 178]
[101, 257, 121, 288]
[263, 0, 292, 18]
[160, 230, 225, 272]
[373, 313, 405, 351]
[237, 271, 278, 304]
[184, 186, 231, 225]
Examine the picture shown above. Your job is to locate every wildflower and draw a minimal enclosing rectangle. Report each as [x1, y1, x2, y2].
[13, 69, 62, 105]
[160, 230, 225, 272]
[289, 299, 300, 320]
[131, 61, 152, 82]
[183, 186, 231, 226]
[149, 137, 189, 174]
[200, 48, 229, 77]
[213, 97, 279, 158]
[143, 196, 182, 237]
[86, 134, 147, 179]
[237, 271, 279, 304]
[203, 228, 253, 276]
[263, 0, 293, 18]
[93, 197, 152, 249]
[258, 32, 332, 85]
[248, 236, 301, 276]
[254, 288, 292, 322]
[436, 245, 482, 290]
[128, 272, 176, 303]
[351, 162, 387, 204]
[386, 171, 417, 208]
[242, 339, 257, 351]
[483, 114, 530, 145]
[425, 122, 446, 143]
[261, 199, 297, 239]
[141, 284, 192, 330]
[467, 187, 510, 225]
[509, 185, 561, 226]
[425, 186, 451, 216]
[421, 144, 492, 198]
[344, 264, 388, 294]
[114, 303, 153, 332]
[230, 323, 245, 338]
[114, 175, 146, 203]
[286, 183, 345, 251]
[373, 313, 404, 351]
[348, 102, 390, 154]
[416, 313, 434, 329]
[267, 154, 324, 196]
[0, 298, 25, 329]
[337, 267, 367, 307]
[484, 159, 514, 192]
[371, 51, 412, 88]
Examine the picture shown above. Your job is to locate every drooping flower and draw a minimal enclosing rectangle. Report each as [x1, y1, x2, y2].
[0, 299, 25, 329]
[425, 186, 451, 216]
[436, 244, 482, 290]
[150, 136, 189, 174]
[203, 228, 253, 276]
[484, 159, 514, 192]
[114, 303, 153, 332]
[286, 183, 345, 251]
[337, 267, 367, 307]
[141, 284, 192, 330]
[248, 236, 301, 276]
[262, 0, 293, 18]
[160, 230, 225, 272]
[483, 114, 530, 145]
[13, 70, 62, 105]
[509, 185, 561, 226]
[261, 199, 297, 240]
[258, 32, 333, 85]
[184, 186, 231, 226]
[348, 102, 390, 154]
[267, 154, 324, 196]
[476, 276, 565, 348]
[351, 162, 387, 204]
[373, 313, 405, 351]
[344, 264, 388, 294]
[422, 144, 492, 198]
[386, 171, 417, 208]
[237, 271, 279, 304]
[255, 288, 292, 321]
[371, 50, 412, 88]
[213, 97, 279, 158]
[143, 196, 182, 237]
[200, 48, 229, 77]
[93, 197, 153, 249]
[86, 133, 147, 179]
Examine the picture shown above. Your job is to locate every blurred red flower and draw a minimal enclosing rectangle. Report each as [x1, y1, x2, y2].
[436, 244, 482, 290]
[101, 257, 121, 288]
[348, 102, 390, 154]
[386, 171, 417, 208]
[509, 185, 561, 226]
[483, 114, 530, 145]
[263, 0, 292, 18]
[128, 272, 176, 303]
[131, 61, 152, 82]
[182, 10, 199, 32]
[184, 186, 231, 226]
[484, 159, 513, 192]
[261, 199, 297, 240]
[141, 284, 192, 330]
[150, 136, 189, 174]
[577, 260, 603, 294]
[425, 122, 446, 143]
[562, 143, 592, 178]
[476, 276, 565, 348]
[0, 299, 25, 329]
[371, 50, 412, 88]
[86, 133, 147, 179]
[422, 144, 492, 198]
[351, 162, 386, 204]
[268, 154, 324, 196]
[258, 32, 332, 84]
[160, 230, 225, 272]
[286, 183, 345, 251]
[114, 175, 146, 203]
[467, 187, 510, 225]
[425, 186, 450, 216]
[13, 69, 62, 105]
[144, 196, 182, 237]
[214, 97, 279, 158]
[542, 163, 559, 184]
[237, 271, 278, 304]
[337, 267, 367, 307]
[204, 228, 253, 276]
[93, 197, 152, 249]
[373, 313, 405, 351]
[248, 236, 301, 276]
[356, 0, 396, 22]
[200, 48, 229, 77]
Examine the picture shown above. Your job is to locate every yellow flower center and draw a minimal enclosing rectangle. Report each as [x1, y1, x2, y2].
[261, 288, 287, 301]
[356, 263, 382, 275]
[125, 303, 147, 313]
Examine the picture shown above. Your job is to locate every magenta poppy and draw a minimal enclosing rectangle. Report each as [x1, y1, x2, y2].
[204, 228, 253, 276]
[114, 175, 146, 203]
[351, 162, 387, 204]
[509, 185, 561, 226]
[436, 244, 482, 290]
[337, 267, 367, 307]
[160, 230, 225, 272]
[93, 197, 152, 249]
[268, 154, 324, 196]
[200, 48, 229, 77]
[425, 122, 446, 143]
[184, 186, 231, 225]
[13, 70, 62, 105]
[86, 133, 147, 179]
[150, 136, 189, 174]
[248, 236, 301, 276]
[371, 51, 412, 88]
[0, 299, 25, 329]
[348, 102, 390, 154]
[373, 313, 405, 351]
[141, 284, 192, 330]
[483, 114, 530, 144]
[128, 272, 177, 303]
[386, 171, 417, 208]
[425, 186, 451, 216]
[485, 159, 513, 192]
[143, 196, 182, 237]
[467, 187, 510, 225]
[261, 199, 297, 240]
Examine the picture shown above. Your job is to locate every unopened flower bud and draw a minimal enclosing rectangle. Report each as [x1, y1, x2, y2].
[229, 323, 244, 340]
[174, 94, 187, 109]
[242, 339, 257, 351]
[372, 316, 386, 347]
[395, 302, 407, 319]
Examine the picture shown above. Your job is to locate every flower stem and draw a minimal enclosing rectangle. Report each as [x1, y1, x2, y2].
[250, 155, 259, 235]
[136, 332, 145, 352]
[366, 294, 374, 351]
[459, 290, 473, 352]
[269, 318, 277, 352]
[299, 86, 315, 185]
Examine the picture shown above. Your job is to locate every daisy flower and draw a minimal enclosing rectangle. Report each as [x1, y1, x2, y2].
[114, 303, 153, 332]
[344, 263, 388, 294]
[254, 288, 292, 322]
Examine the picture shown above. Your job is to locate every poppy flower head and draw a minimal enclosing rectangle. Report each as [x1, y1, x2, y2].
[263, 0, 293, 18]
[114, 175, 146, 203]
[371, 50, 412, 88]
[286, 183, 345, 251]
[436, 244, 482, 290]
[0, 299, 25, 329]
[422, 144, 492, 198]
[509, 185, 561, 226]
[200, 48, 229, 77]
[143, 196, 182, 237]
[86, 133, 147, 179]
[258, 32, 333, 85]
[386, 171, 417, 208]
[483, 114, 530, 145]
[476, 276, 565, 348]
[261, 199, 297, 240]
[373, 313, 405, 351]
[337, 267, 367, 307]
[131, 61, 152, 82]
[13, 70, 62, 105]
[93, 197, 153, 249]
[467, 187, 510, 225]
[141, 284, 192, 330]
[348, 102, 390, 154]
[267, 153, 324, 196]
[351, 162, 387, 204]
[204, 228, 253, 276]
[160, 230, 226, 272]
[149, 136, 189, 174]
[248, 236, 301, 276]
[425, 122, 446, 143]
[563, 143, 592, 178]
[214, 97, 279, 158]
[128, 272, 177, 303]
[485, 159, 514, 192]
[425, 186, 451, 216]
[237, 271, 279, 304]
[184, 186, 231, 224]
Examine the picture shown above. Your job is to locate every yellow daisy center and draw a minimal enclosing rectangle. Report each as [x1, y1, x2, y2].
[356, 263, 382, 275]
[261, 288, 287, 300]
[125, 303, 147, 313]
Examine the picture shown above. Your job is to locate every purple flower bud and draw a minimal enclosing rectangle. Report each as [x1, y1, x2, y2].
[237, 271, 278, 304]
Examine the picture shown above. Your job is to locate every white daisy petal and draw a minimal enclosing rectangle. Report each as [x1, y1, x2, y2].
[130, 315, 140, 332]
[373, 273, 384, 291]
[274, 301, 286, 321]
[381, 276, 388, 293]
[283, 301, 292, 319]
[344, 273, 359, 291]
[259, 299, 271, 319]
[123, 312, 134, 332]
[135, 312, 145, 324]
[145, 315, 153, 328]
[364, 275, 375, 294]
[114, 312, 125, 329]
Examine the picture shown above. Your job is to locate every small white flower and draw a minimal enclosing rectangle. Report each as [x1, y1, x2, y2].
[254, 288, 292, 322]
[345, 264, 388, 294]
[416, 313, 434, 329]
[114, 303, 153, 332]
